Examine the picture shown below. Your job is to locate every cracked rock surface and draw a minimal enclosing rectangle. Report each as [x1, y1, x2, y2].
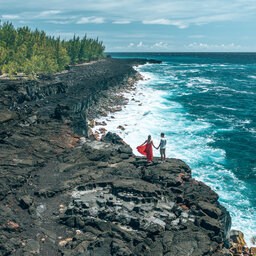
[56, 137, 231, 256]
[0, 58, 231, 256]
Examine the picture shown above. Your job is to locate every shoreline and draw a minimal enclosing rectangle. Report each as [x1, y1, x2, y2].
[89, 62, 256, 251]
[0, 58, 253, 255]
[89, 66, 145, 140]
[90, 64, 155, 141]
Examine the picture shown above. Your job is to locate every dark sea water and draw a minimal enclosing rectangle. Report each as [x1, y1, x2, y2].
[107, 52, 256, 244]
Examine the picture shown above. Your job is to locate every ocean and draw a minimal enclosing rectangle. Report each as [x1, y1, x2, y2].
[100, 52, 256, 245]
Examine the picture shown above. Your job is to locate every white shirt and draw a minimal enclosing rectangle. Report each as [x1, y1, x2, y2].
[160, 138, 167, 149]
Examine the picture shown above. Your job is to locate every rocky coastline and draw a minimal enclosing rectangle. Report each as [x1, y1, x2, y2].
[0, 57, 253, 255]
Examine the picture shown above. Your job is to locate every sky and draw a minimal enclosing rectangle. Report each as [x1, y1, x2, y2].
[1, 0, 256, 52]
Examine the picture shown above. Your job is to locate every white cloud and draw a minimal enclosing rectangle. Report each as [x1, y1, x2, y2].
[113, 20, 131, 24]
[188, 42, 209, 48]
[2, 0, 255, 25]
[142, 12, 240, 29]
[137, 41, 143, 47]
[38, 10, 61, 17]
[2, 0, 256, 23]
[1, 14, 20, 19]
[186, 42, 241, 50]
[1, 0, 255, 51]
[48, 20, 70, 24]
[1, 0, 255, 30]
[190, 13, 237, 26]
[143, 19, 188, 29]
[77, 16, 105, 24]
[143, 19, 171, 25]
[127, 41, 168, 50]
[151, 41, 168, 48]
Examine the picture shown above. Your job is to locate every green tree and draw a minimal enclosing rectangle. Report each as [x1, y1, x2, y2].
[0, 46, 8, 73]
[55, 37, 70, 71]
[0, 20, 106, 77]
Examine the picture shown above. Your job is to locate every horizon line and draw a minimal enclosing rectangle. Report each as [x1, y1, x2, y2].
[106, 51, 256, 53]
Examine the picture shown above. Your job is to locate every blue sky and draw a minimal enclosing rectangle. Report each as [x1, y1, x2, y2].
[1, 0, 256, 52]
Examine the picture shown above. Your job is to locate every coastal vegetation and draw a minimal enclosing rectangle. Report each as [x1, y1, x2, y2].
[0, 21, 105, 76]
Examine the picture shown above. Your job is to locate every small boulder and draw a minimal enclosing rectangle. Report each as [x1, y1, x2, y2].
[0, 110, 16, 123]
[101, 132, 126, 145]
[89, 120, 96, 128]
[198, 201, 222, 219]
[230, 230, 246, 245]
[24, 239, 40, 254]
[109, 106, 122, 112]
[28, 115, 37, 124]
[99, 128, 107, 134]
[101, 110, 108, 117]
[96, 121, 107, 126]
[54, 104, 70, 120]
[250, 247, 256, 255]
[118, 145, 133, 155]
[199, 216, 221, 234]
[117, 125, 125, 131]
[19, 195, 33, 209]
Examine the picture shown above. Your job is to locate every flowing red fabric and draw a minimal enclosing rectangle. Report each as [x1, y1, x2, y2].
[137, 143, 153, 161]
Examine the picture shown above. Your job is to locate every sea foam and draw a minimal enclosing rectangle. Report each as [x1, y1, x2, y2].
[94, 61, 256, 246]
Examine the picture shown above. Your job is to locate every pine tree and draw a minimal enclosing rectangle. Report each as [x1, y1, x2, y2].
[0, 20, 106, 77]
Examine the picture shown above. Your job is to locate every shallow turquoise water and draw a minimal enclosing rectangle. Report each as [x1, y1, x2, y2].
[109, 52, 256, 245]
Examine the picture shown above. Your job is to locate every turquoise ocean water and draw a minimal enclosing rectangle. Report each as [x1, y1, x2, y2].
[104, 53, 256, 245]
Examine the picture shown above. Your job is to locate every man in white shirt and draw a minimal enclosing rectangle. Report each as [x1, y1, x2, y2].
[157, 133, 167, 162]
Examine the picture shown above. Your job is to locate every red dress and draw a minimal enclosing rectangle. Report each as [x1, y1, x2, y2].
[137, 142, 153, 162]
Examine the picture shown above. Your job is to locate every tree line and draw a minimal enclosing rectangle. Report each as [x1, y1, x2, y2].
[0, 21, 106, 76]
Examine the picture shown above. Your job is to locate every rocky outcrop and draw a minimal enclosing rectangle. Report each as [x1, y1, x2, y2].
[57, 136, 231, 256]
[0, 58, 159, 201]
[0, 58, 234, 256]
[0, 133, 231, 255]
[229, 230, 256, 256]
[0, 58, 160, 136]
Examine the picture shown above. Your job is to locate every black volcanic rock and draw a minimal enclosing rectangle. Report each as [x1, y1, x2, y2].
[55, 136, 231, 256]
[0, 58, 232, 256]
[101, 132, 127, 145]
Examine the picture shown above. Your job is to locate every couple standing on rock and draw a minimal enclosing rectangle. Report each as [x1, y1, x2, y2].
[137, 133, 167, 163]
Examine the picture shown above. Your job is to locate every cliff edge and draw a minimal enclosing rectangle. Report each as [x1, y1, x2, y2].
[0, 58, 232, 256]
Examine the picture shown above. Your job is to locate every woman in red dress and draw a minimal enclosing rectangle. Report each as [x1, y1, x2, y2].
[137, 135, 156, 162]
